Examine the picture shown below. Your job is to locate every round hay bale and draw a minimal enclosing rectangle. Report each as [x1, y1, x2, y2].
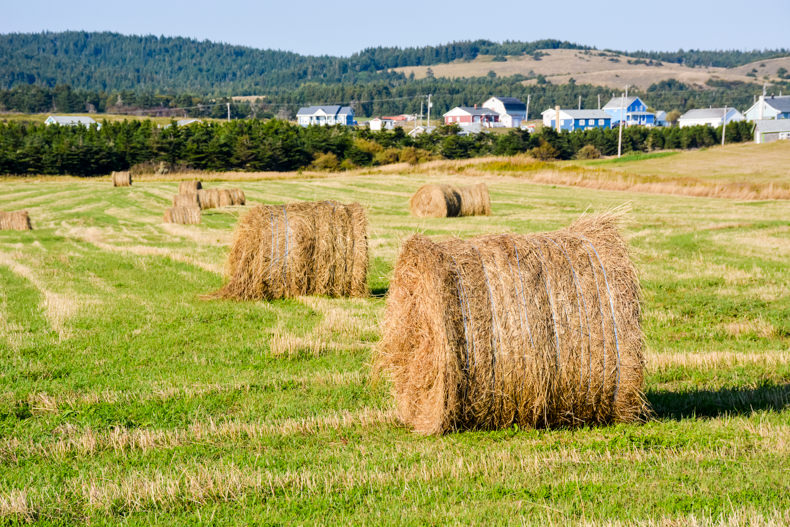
[210, 200, 368, 300]
[172, 193, 200, 208]
[409, 183, 491, 218]
[0, 211, 32, 231]
[163, 206, 201, 225]
[112, 171, 132, 187]
[178, 181, 202, 194]
[228, 188, 246, 206]
[218, 189, 233, 208]
[376, 213, 644, 434]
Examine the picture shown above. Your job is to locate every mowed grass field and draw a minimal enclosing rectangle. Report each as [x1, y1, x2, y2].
[0, 168, 789, 525]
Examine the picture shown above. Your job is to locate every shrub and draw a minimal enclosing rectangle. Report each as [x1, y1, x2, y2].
[373, 148, 401, 166]
[575, 144, 602, 160]
[530, 141, 559, 161]
[309, 151, 340, 171]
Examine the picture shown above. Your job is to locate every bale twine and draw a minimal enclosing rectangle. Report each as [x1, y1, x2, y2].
[0, 211, 32, 231]
[210, 200, 368, 300]
[178, 181, 202, 194]
[172, 193, 201, 208]
[163, 206, 201, 225]
[112, 171, 132, 187]
[376, 213, 644, 434]
[197, 188, 245, 210]
[409, 182, 491, 218]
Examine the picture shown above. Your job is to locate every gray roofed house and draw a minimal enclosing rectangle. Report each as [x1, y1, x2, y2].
[482, 96, 527, 127]
[602, 96, 640, 110]
[297, 105, 355, 126]
[744, 95, 790, 121]
[678, 108, 744, 128]
[541, 108, 611, 131]
[45, 115, 99, 128]
[753, 119, 790, 144]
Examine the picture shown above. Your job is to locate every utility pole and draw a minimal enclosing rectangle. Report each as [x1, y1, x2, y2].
[617, 85, 628, 158]
[227, 102, 231, 122]
[578, 95, 582, 110]
[525, 94, 530, 123]
[555, 105, 561, 133]
[426, 94, 432, 129]
[721, 106, 727, 146]
[419, 99, 424, 128]
[598, 94, 601, 109]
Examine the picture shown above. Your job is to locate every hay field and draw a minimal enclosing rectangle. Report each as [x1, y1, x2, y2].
[391, 48, 785, 89]
[0, 169, 788, 524]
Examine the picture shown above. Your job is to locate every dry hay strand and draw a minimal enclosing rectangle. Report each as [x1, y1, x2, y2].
[196, 188, 245, 210]
[163, 206, 201, 225]
[178, 181, 202, 194]
[210, 200, 368, 300]
[409, 182, 491, 218]
[0, 211, 32, 231]
[111, 171, 132, 187]
[376, 212, 645, 434]
[172, 193, 201, 209]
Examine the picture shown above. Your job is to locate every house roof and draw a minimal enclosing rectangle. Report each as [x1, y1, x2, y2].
[488, 96, 527, 112]
[296, 105, 354, 117]
[46, 115, 97, 126]
[444, 106, 499, 117]
[680, 108, 735, 120]
[176, 119, 202, 126]
[762, 95, 790, 113]
[542, 109, 610, 120]
[754, 119, 790, 133]
[602, 96, 641, 110]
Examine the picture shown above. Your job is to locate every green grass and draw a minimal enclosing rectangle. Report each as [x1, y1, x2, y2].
[0, 173, 788, 525]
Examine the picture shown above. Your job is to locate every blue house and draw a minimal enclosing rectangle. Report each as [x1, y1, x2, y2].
[602, 96, 656, 126]
[296, 105, 355, 126]
[541, 109, 611, 131]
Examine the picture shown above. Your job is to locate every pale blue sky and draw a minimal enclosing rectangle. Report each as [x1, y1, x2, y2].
[2, 0, 788, 56]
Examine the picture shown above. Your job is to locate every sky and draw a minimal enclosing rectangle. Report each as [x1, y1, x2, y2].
[2, 0, 789, 56]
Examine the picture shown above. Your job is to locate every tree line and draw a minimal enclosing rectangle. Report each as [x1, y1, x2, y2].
[0, 118, 753, 177]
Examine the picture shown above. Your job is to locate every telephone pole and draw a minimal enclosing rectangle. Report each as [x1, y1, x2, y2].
[721, 106, 727, 146]
[617, 85, 628, 158]
[426, 94, 432, 128]
[227, 102, 231, 122]
[525, 94, 530, 123]
[578, 95, 581, 110]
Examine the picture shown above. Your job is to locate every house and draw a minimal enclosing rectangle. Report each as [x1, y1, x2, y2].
[482, 96, 527, 127]
[602, 96, 655, 126]
[176, 118, 202, 127]
[678, 108, 744, 128]
[744, 95, 790, 121]
[407, 125, 436, 137]
[382, 114, 414, 122]
[369, 118, 395, 131]
[45, 115, 99, 128]
[654, 111, 668, 127]
[296, 105, 354, 126]
[753, 119, 790, 144]
[541, 109, 611, 131]
[443, 106, 499, 127]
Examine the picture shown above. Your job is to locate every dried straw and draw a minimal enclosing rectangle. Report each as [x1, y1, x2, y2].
[376, 212, 644, 434]
[178, 181, 202, 194]
[163, 206, 201, 225]
[173, 193, 201, 208]
[197, 188, 246, 210]
[0, 211, 32, 231]
[112, 171, 132, 187]
[409, 182, 491, 217]
[210, 200, 368, 300]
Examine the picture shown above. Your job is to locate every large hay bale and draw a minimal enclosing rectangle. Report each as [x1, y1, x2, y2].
[211, 201, 368, 300]
[0, 211, 32, 231]
[163, 206, 201, 225]
[112, 171, 132, 187]
[173, 193, 200, 208]
[228, 188, 246, 206]
[376, 213, 644, 434]
[196, 188, 245, 210]
[409, 182, 491, 217]
[178, 181, 202, 194]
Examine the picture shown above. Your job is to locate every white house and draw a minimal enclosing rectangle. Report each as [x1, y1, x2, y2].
[369, 118, 395, 131]
[296, 105, 354, 126]
[744, 95, 790, 121]
[407, 125, 435, 137]
[678, 108, 744, 128]
[541, 109, 611, 131]
[482, 96, 527, 127]
[45, 115, 99, 128]
[753, 119, 790, 144]
[443, 106, 500, 127]
[176, 118, 202, 127]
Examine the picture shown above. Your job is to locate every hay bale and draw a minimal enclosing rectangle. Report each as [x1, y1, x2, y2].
[178, 181, 202, 194]
[0, 211, 32, 231]
[197, 188, 245, 210]
[376, 213, 644, 434]
[112, 171, 132, 187]
[409, 183, 491, 217]
[173, 193, 200, 208]
[211, 200, 368, 300]
[163, 206, 201, 225]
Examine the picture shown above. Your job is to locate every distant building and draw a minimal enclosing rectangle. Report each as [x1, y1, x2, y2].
[381, 114, 414, 122]
[753, 119, 790, 144]
[296, 105, 354, 126]
[678, 108, 744, 128]
[482, 96, 527, 127]
[176, 118, 202, 127]
[45, 115, 99, 128]
[602, 96, 656, 126]
[443, 106, 500, 127]
[369, 118, 395, 131]
[407, 125, 435, 137]
[541, 109, 611, 131]
[654, 111, 668, 127]
[744, 95, 790, 121]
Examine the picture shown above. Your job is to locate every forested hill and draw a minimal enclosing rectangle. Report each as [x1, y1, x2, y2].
[3, 31, 787, 95]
